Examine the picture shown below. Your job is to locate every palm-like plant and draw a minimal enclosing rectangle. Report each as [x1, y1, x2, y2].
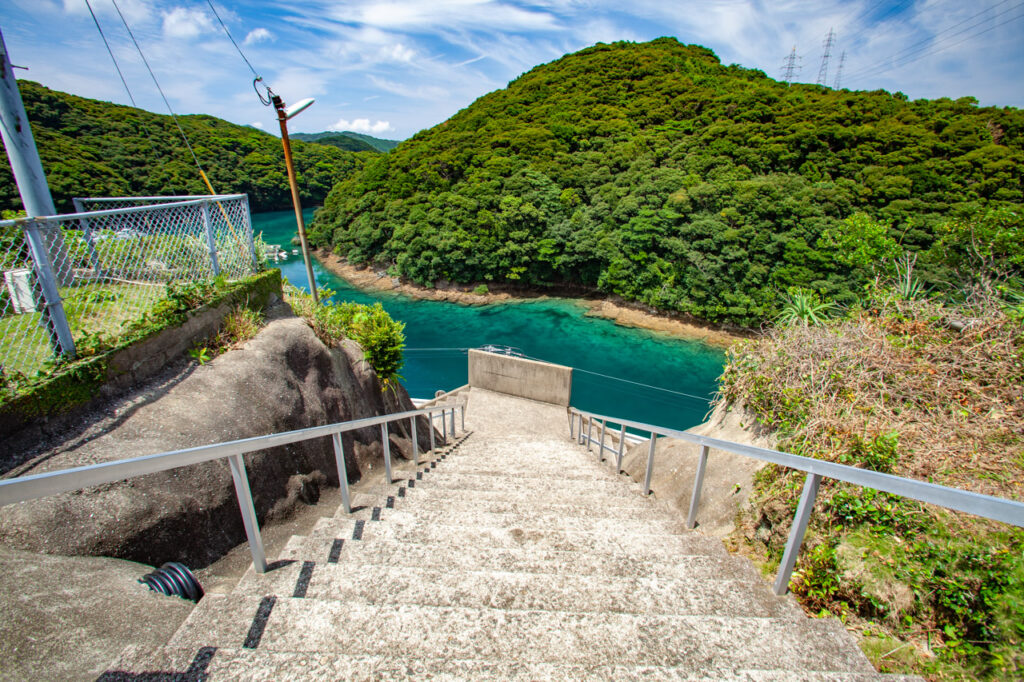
[776, 288, 837, 327]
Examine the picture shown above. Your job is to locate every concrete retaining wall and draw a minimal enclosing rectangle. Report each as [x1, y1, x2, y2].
[468, 350, 572, 406]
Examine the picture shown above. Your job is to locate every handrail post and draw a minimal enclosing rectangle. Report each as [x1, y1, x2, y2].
[569, 412, 576, 440]
[643, 432, 657, 496]
[686, 445, 710, 529]
[381, 423, 393, 483]
[586, 417, 593, 452]
[773, 473, 823, 595]
[450, 407, 456, 438]
[331, 432, 352, 514]
[616, 424, 626, 473]
[441, 408, 447, 443]
[598, 420, 606, 462]
[411, 417, 418, 465]
[461, 404, 465, 432]
[228, 454, 267, 573]
[429, 411, 436, 452]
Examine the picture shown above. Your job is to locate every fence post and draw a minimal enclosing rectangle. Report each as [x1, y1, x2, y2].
[201, 201, 220, 277]
[598, 420, 606, 462]
[331, 432, 352, 514]
[240, 194, 259, 272]
[568, 412, 576, 440]
[429, 411, 436, 453]
[228, 454, 267, 573]
[23, 219, 76, 359]
[460, 404, 465, 432]
[449, 407, 456, 438]
[586, 417, 593, 452]
[381, 423, 393, 484]
[411, 417, 418, 464]
[616, 425, 626, 473]
[441, 408, 447, 443]
[643, 433, 657, 496]
[72, 198, 103, 280]
[686, 445, 710, 529]
[773, 473, 823, 595]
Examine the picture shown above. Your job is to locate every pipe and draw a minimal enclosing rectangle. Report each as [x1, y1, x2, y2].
[139, 562, 203, 602]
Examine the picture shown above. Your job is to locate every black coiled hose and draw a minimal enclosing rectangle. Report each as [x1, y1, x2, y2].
[139, 562, 204, 602]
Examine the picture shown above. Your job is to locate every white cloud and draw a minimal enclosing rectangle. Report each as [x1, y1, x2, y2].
[162, 7, 215, 40]
[328, 118, 394, 133]
[250, 121, 264, 129]
[244, 28, 274, 45]
[387, 43, 416, 62]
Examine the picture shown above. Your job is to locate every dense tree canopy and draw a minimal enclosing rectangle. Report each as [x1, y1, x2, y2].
[0, 81, 366, 214]
[309, 38, 1023, 326]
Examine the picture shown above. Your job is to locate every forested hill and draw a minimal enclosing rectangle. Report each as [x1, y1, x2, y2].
[0, 81, 367, 214]
[293, 131, 401, 153]
[309, 37, 1023, 326]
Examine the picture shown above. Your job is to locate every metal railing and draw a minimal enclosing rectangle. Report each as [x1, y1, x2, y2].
[0, 402, 465, 574]
[0, 194, 257, 375]
[569, 407, 1024, 596]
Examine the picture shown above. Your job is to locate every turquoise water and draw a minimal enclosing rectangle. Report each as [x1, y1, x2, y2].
[255, 210, 726, 430]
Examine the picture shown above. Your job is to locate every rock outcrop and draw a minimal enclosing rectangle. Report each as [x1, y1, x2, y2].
[0, 307, 433, 568]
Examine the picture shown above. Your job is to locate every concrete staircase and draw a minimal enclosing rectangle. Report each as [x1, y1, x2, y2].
[101, 389, 917, 680]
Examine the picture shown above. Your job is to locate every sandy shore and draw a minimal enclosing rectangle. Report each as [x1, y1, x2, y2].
[317, 251, 745, 348]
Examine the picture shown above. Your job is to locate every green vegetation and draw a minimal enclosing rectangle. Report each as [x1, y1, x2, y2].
[309, 37, 1023, 327]
[718, 277, 1024, 678]
[0, 82, 368, 214]
[0, 269, 281, 420]
[292, 131, 400, 153]
[285, 285, 405, 388]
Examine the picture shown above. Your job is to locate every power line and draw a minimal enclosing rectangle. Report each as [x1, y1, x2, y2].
[205, 0, 262, 80]
[846, 1, 1024, 81]
[109, 0, 204, 172]
[572, 368, 712, 404]
[84, 0, 137, 107]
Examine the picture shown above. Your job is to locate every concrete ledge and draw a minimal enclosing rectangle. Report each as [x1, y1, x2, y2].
[468, 350, 572, 406]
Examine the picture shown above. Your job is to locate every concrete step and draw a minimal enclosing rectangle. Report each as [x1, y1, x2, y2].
[166, 595, 878, 672]
[233, 560, 801, 619]
[303, 518, 722, 558]
[386, 485, 669, 512]
[277, 536, 763, 583]
[104, 645, 923, 681]
[398, 470, 649, 496]
[429, 462, 627, 483]
[320, 508, 686, 537]
[335, 494, 676, 523]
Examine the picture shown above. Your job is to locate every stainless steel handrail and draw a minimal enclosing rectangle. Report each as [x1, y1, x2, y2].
[0, 403, 465, 573]
[568, 407, 1024, 595]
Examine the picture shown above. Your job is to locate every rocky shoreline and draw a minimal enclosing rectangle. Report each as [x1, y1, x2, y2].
[315, 250, 746, 348]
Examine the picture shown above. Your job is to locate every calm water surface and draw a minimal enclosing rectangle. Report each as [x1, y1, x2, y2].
[255, 210, 726, 430]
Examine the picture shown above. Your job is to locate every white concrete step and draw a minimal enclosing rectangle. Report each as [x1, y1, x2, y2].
[166, 595, 880, 672]
[232, 560, 801, 618]
[398, 470, 649, 496]
[277, 536, 763, 583]
[104, 645, 923, 681]
[336, 494, 675, 522]
[384, 485, 669, 512]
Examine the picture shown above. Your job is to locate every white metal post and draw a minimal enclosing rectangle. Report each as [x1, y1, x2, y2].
[773, 473, 823, 595]
[23, 221, 75, 358]
[616, 424, 626, 473]
[331, 432, 352, 514]
[429, 411, 436, 453]
[411, 417, 418, 464]
[201, 202, 221, 277]
[228, 454, 267, 573]
[441, 408, 447, 443]
[686, 445, 710, 529]
[643, 433, 657, 496]
[586, 418, 593, 452]
[598, 420, 606, 461]
[460, 404, 465, 431]
[568, 412, 576, 440]
[381, 423, 393, 483]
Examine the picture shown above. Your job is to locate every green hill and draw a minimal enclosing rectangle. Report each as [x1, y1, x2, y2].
[0, 82, 368, 214]
[309, 37, 1023, 326]
[293, 131, 401, 153]
[292, 131, 379, 153]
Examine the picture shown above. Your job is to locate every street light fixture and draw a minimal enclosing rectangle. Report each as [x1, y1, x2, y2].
[272, 93, 319, 303]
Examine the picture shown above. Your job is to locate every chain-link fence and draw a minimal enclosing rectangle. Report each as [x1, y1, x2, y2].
[1, 194, 258, 377]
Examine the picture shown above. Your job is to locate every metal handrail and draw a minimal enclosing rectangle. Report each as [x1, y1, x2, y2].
[568, 407, 1024, 595]
[0, 195, 248, 227]
[0, 403, 465, 574]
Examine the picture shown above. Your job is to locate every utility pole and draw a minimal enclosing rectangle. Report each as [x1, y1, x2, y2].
[0, 28, 75, 357]
[782, 46, 800, 84]
[816, 28, 836, 87]
[833, 50, 847, 90]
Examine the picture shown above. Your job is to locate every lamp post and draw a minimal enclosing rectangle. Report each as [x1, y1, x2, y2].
[272, 94, 319, 303]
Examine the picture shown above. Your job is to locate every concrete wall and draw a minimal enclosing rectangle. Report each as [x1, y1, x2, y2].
[468, 350, 573, 406]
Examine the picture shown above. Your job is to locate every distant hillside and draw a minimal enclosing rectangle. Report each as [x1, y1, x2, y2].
[310, 37, 1023, 326]
[293, 131, 401, 153]
[0, 82, 367, 214]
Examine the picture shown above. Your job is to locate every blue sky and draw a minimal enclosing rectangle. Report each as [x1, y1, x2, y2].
[2, 1, 1022, 140]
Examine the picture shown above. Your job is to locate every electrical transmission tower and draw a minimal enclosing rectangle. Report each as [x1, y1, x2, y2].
[833, 50, 847, 89]
[816, 28, 836, 86]
[781, 46, 800, 83]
